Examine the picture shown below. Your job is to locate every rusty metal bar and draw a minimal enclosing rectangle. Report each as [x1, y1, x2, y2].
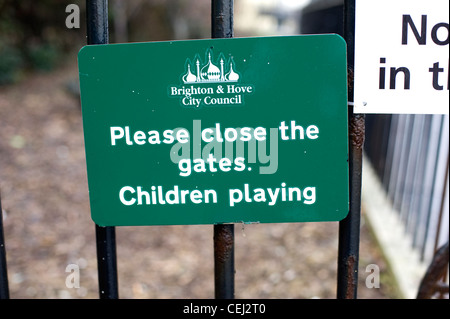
[86, 0, 119, 299]
[337, 0, 364, 299]
[0, 194, 9, 299]
[212, 0, 235, 299]
[214, 224, 235, 299]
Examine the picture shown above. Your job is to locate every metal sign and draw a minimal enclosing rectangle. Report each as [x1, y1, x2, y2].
[354, 0, 449, 114]
[78, 35, 349, 226]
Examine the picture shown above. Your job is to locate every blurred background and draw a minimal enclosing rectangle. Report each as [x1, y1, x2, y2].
[0, 0, 448, 299]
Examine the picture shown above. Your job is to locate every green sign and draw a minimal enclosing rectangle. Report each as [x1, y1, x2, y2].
[78, 35, 349, 226]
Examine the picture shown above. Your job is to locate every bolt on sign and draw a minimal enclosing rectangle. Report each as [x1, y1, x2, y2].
[78, 35, 349, 226]
[354, 0, 449, 114]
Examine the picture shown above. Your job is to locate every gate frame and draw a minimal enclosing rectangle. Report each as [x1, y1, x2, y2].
[83, 0, 363, 300]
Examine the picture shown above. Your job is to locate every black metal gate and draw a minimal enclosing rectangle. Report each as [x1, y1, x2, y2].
[0, 0, 363, 300]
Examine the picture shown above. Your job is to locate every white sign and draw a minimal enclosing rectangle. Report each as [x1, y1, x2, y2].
[354, 0, 449, 114]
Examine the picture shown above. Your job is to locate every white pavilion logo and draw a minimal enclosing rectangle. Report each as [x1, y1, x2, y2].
[169, 49, 253, 108]
[182, 50, 240, 84]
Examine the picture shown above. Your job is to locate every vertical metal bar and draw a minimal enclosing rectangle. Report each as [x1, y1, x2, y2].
[383, 114, 399, 190]
[212, 0, 234, 38]
[211, 0, 235, 299]
[421, 115, 446, 260]
[396, 114, 414, 217]
[86, 0, 119, 299]
[95, 225, 119, 299]
[406, 116, 426, 242]
[433, 155, 449, 253]
[87, 0, 109, 45]
[387, 114, 405, 198]
[214, 224, 235, 299]
[411, 116, 432, 252]
[337, 0, 364, 299]
[0, 195, 9, 299]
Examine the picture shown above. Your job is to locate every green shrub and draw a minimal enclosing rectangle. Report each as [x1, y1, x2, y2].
[0, 43, 24, 85]
[27, 42, 60, 71]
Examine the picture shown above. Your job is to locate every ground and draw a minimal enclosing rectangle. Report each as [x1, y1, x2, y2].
[0, 60, 400, 299]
